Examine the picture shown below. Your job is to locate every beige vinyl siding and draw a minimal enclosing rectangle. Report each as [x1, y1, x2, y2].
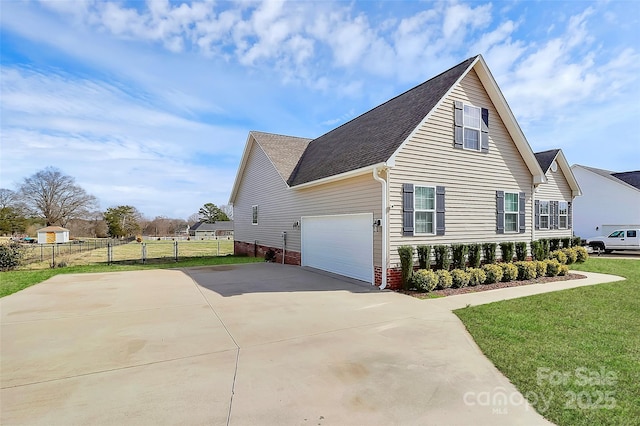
[233, 136, 382, 266]
[534, 169, 574, 239]
[388, 69, 533, 266]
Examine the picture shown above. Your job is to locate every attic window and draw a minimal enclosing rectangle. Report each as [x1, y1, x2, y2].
[454, 101, 489, 152]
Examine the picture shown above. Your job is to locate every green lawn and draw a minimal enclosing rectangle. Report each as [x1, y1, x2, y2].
[455, 258, 640, 425]
[0, 256, 262, 298]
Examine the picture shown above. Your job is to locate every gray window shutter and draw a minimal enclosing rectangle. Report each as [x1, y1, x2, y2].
[552, 201, 559, 230]
[436, 186, 445, 236]
[496, 191, 504, 234]
[403, 183, 414, 236]
[454, 101, 463, 149]
[568, 202, 572, 229]
[481, 108, 489, 153]
[519, 192, 526, 233]
[534, 200, 540, 230]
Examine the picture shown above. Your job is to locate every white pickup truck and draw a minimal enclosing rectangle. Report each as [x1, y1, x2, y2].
[587, 229, 640, 253]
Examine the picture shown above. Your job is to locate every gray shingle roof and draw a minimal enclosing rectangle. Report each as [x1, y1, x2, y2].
[190, 221, 234, 232]
[576, 165, 640, 192]
[534, 149, 560, 173]
[287, 56, 477, 186]
[611, 171, 640, 190]
[251, 131, 312, 181]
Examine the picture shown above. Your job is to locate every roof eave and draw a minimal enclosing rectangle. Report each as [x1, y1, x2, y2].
[228, 132, 256, 205]
[291, 162, 389, 190]
[555, 151, 582, 197]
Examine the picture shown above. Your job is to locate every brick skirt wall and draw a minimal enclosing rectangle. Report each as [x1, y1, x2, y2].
[234, 240, 301, 265]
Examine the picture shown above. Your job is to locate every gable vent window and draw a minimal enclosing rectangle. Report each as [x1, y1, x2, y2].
[454, 101, 489, 152]
[252, 205, 258, 225]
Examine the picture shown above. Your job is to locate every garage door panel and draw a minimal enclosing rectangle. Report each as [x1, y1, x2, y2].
[301, 213, 373, 283]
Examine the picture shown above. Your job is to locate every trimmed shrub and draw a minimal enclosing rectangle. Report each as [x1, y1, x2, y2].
[575, 246, 589, 263]
[482, 264, 503, 284]
[562, 247, 577, 265]
[561, 237, 572, 249]
[416, 245, 431, 270]
[397, 245, 415, 290]
[499, 242, 515, 262]
[531, 240, 544, 261]
[501, 263, 518, 282]
[545, 259, 561, 276]
[467, 243, 482, 268]
[535, 260, 547, 278]
[412, 269, 438, 292]
[550, 250, 567, 265]
[434, 245, 451, 271]
[571, 236, 582, 248]
[451, 244, 468, 270]
[0, 242, 25, 271]
[482, 243, 497, 264]
[451, 269, 470, 288]
[515, 261, 537, 280]
[540, 239, 550, 260]
[467, 268, 487, 286]
[558, 264, 570, 276]
[435, 270, 453, 289]
[515, 242, 528, 261]
[549, 238, 561, 252]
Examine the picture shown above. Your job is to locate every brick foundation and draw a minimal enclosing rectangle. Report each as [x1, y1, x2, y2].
[234, 240, 301, 265]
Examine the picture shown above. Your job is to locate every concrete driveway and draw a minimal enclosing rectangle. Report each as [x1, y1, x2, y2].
[1, 263, 553, 425]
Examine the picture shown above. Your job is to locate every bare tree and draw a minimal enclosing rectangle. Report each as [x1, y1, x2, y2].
[18, 167, 98, 226]
[0, 188, 18, 210]
[220, 204, 233, 220]
[187, 212, 200, 225]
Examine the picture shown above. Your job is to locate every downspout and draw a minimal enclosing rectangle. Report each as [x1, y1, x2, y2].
[373, 166, 388, 290]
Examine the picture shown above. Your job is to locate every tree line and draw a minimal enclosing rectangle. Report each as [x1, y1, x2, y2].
[1, 167, 231, 238]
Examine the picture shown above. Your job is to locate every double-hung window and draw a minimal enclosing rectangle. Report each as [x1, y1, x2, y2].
[558, 201, 568, 229]
[504, 192, 519, 232]
[463, 105, 481, 151]
[252, 205, 258, 225]
[539, 201, 550, 229]
[415, 186, 435, 234]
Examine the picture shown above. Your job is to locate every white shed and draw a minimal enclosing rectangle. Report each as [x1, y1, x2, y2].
[37, 226, 70, 244]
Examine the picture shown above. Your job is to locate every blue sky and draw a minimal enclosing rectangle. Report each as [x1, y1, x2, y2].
[1, 0, 639, 219]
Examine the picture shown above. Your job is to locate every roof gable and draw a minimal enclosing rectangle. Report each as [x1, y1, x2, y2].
[287, 57, 476, 186]
[191, 221, 233, 231]
[573, 165, 640, 192]
[252, 131, 311, 182]
[611, 171, 640, 190]
[534, 149, 561, 173]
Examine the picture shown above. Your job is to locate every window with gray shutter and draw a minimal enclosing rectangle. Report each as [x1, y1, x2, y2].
[454, 101, 464, 149]
[519, 192, 526, 233]
[552, 201, 559, 230]
[534, 200, 540, 230]
[436, 186, 445, 235]
[568, 202, 572, 229]
[403, 183, 414, 236]
[481, 108, 489, 152]
[496, 191, 504, 234]
[454, 101, 489, 152]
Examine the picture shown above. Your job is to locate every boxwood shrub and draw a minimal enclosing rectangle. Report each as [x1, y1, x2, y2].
[435, 269, 453, 289]
[562, 247, 577, 264]
[451, 269, 470, 288]
[535, 260, 547, 278]
[550, 250, 567, 265]
[412, 269, 438, 291]
[501, 263, 518, 281]
[467, 268, 486, 286]
[558, 264, 570, 276]
[482, 264, 503, 284]
[575, 246, 589, 263]
[515, 261, 537, 280]
[545, 259, 561, 276]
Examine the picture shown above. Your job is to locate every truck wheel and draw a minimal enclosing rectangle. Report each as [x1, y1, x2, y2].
[604, 249, 613, 254]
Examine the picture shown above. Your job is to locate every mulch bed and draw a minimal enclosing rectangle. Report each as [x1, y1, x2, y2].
[399, 273, 587, 298]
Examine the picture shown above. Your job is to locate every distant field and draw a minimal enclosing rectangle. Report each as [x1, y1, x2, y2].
[20, 240, 234, 270]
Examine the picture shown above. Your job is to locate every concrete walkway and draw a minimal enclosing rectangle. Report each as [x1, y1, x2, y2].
[0, 264, 623, 425]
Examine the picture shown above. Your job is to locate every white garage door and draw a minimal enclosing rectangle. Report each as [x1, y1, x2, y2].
[301, 213, 373, 283]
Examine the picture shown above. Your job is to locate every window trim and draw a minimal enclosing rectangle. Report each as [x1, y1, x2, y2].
[539, 200, 550, 230]
[558, 201, 568, 229]
[462, 104, 482, 151]
[251, 205, 258, 225]
[414, 185, 436, 235]
[504, 191, 520, 233]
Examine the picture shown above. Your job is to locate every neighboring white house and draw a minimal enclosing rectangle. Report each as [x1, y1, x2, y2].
[37, 226, 70, 244]
[570, 165, 640, 239]
[189, 221, 234, 239]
